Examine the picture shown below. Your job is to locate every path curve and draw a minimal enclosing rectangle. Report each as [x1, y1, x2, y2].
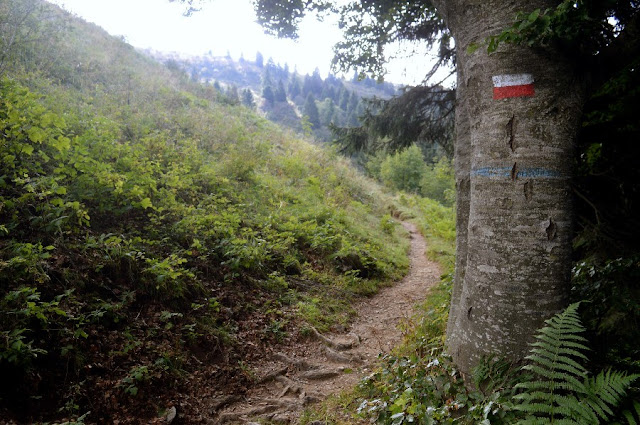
[213, 222, 441, 424]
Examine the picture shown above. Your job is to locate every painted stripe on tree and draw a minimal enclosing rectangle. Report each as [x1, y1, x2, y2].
[492, 74, 535, 99]
[472, 167, 563, 178]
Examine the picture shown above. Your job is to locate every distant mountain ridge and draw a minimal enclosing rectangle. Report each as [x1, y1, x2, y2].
[144, 50, 399, 141]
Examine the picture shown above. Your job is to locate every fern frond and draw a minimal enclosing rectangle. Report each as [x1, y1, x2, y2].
[518, 416, 553, 424]
[515, 380, 559, 392]
[584, 370, 640, 420]
[580, 395, 612, 420]
[552, 419, 582, 425]
[514, 390, 555, 404]
[514, 401, 556, 415]
[528, 343, 590, 364]
[520, 363, 586, 389]
[523, 353, 587, 379]
[553, 393, 599, 424]
[621, 401, 640, 425]
[513, 302, 638, 425]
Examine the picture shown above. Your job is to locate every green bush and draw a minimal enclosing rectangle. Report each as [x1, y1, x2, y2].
[379, 145, 427, 194]
[420, 156, 455, 206]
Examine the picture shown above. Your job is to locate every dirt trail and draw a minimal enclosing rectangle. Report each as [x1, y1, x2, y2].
[212, 222, 441, 424]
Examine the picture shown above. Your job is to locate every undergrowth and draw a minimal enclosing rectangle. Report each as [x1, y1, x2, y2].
[301, 198, 639, 425]
[0, 4, 410, 421]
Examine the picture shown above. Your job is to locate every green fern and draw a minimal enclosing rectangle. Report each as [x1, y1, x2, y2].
[513, 302, 639, 424]
[616, 401, 640, 425]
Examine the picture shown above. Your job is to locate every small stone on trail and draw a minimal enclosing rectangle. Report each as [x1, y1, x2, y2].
[300, 369, 341, 380]
[271, 413, 291, 423]
[324, 346, 352, 363]
[164, 406, 177, 424]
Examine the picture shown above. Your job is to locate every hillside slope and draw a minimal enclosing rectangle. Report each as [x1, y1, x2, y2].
[148, 50, 398, 141]
[0, 2, 410, 423]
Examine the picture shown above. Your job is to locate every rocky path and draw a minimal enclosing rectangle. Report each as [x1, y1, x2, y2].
[212, 222, 441, 424]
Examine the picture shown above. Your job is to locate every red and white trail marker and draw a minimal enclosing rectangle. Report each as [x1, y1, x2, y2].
[492, 74, 535, 99]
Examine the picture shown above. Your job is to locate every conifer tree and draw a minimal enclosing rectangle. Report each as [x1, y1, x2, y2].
[241, 89, 255, 109]
[288, 78, 301, 99]
[262, 85, 274, 105]
[303, 93, 320, 128]
[275, 80, 287, 102]
[226, 85, 240, 104]
[339, 89, 349, 110]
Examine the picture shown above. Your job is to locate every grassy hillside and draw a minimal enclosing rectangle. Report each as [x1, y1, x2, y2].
[0, 2, 412, 423]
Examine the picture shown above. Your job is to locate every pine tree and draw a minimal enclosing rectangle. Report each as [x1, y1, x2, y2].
[226, 85, 240, 104]
[262, 85, 275, 105]
[275, 80, 287, 102]
[339, 89, 350, 110]
[241, 89, 255, 109]
[348, 91, 359, 112]
[303, 93, 320, 128]
[302, 74, 312, 96]
[322, 99, 335, 125]
[288, 78, 301, 99]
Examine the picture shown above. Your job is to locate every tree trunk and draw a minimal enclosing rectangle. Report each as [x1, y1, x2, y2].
[446, 49, 470, 340]
[439, 0, 585, 377]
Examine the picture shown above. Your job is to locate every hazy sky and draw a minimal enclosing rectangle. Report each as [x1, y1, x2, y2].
[47, 0, 440, 85]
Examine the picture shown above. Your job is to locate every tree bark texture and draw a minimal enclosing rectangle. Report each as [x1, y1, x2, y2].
[440, 0, 585, 377]
[446, 51, 471, 339]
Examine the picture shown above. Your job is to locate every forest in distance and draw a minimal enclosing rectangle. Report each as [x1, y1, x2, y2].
[0, 0, 639, 424]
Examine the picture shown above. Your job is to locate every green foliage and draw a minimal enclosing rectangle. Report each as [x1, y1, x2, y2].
[0, 286, 73, 366]
[571, 256, 640, 370]
[118, 365, 150, 397]
[301, 190, 460, 425]
[379, 214, 396, 235]
[333, 85, 455, 160]
[366, 148, 455, 207]
[0, 5, 413, 419]
[396, 194, 455, 269]
[353, 280, 519, 425]
[618, 401, 640, 425]
[352, 301, 640, 425]
[357, 351, 468, 425]
[332, 2, 451, 80]
[485, 1, 628, 56]
[379, 145, 426, 194]
[0, 0, 69, 76]
[304, 93, 321, 128]
[513, 302, 640, 424]
[420, 157, 455, 206]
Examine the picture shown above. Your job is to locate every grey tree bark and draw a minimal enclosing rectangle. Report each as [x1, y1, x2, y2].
[445, 46, 470, 340]
[436, 0, 585, 377]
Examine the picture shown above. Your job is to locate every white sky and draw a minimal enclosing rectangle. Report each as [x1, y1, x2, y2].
[47, 0, 441, 85]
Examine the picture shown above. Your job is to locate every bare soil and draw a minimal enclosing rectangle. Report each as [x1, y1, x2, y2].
[207, 222, 442, 424]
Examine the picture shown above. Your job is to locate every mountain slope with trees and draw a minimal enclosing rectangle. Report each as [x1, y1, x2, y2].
[0, 1, 420, 422]
[147, 50, 398, 141]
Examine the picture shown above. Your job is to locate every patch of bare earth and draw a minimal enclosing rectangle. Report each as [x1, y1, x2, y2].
[208, 222, 441, 424]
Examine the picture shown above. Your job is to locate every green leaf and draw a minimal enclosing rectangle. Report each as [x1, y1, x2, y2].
[528, 9, 540, 22]
[27, 127, 46, 143]
[21, 144, 34, 156]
